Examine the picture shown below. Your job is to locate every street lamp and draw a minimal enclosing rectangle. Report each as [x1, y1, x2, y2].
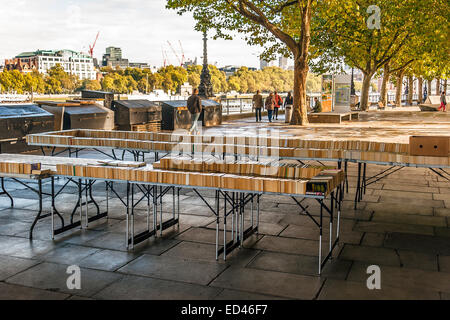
[350, 67, 356, 96]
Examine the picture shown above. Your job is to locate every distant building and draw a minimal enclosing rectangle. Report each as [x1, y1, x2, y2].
[5, 49, 96, 80]
[279, 56, 289, 70]
[260, 59, 276, 70]
[179, 82, 193, 96]
[129, 62, 151, 69]
[102, 47, 129, 68]
[183, 58, 198, 69]
[219, 65, 257, 77]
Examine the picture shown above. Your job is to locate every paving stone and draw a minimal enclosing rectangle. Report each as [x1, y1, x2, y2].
[78, 249, 140, 271]
[354, 221, 434, 236]
[206, 219, 285, 236]
[0, 208, 41, 222]
[0, 197, 37, 210]
[441, 292, 450, 300]
[176, 214, 215, 227]
[384, 233, 450, 255]
[67, 295, 94, 300]
[361, 233, 386, 247]
[279, 224, 362, 245]
[56, 229, 108, 246]
[433, 193, 450, 201]
[0, 255, 39, 281]
[365, 202, 433, 216]
[6, 262, 122, 297]
[214, 289, 286, 300]
[435, 208, 450, 217]
[0, 282, 70, 300]
[0, 219, 32, 236]
[434, 227, 450, 238]
[339, 244, 401, 267]
[397, 250, 438, 271]
[357, 195, 380, 203]
[248, 251, 351, 279]
[0, 235, 61, 259]
[347, 262, 450, 294]
[118, 254, 227, 285]
[253, 211, 286, 224]
[162, 241, 259, 267]
[372, 212, 447, 227]
[93, 275, 221, 300]
[318, 279, 440, 300]
[252, 235, 321, 257]
[382, 184, 439, 193]
[210, 267, 323, 300]
[38, 244, 101, 265]
[176, 227, 262, 248]
[439, 255, 450, 273]
[379, 196, 444, 208]
[429, 181, 450, 188]
[439, 188, 450, 194]
[85, 231, 181, 255]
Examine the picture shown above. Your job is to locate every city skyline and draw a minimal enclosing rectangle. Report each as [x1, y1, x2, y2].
[0, 0, 270, 69]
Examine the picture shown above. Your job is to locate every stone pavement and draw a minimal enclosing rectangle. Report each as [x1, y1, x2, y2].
[1, 112, 450, 300]
[0, 148, 449, 300]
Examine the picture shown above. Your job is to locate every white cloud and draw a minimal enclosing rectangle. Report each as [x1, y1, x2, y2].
[0, 0, 262, 68]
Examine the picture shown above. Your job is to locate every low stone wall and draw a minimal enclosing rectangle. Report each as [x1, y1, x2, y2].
[223, 109, 285, 121]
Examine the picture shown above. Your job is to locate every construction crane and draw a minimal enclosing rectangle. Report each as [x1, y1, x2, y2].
[178, 40, 186, 66]
[167, 41, 182, 66]
[161, 46, 170, 67]
[88, 31, 100, 58]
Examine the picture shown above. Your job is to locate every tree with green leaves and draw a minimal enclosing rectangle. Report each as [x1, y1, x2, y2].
[167, 0, 317, 125]
[312, 0, 445, 111]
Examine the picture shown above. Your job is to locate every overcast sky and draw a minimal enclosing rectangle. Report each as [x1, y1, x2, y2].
[0, 0, 264, 68]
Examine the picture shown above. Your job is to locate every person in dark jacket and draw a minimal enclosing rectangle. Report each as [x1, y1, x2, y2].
[252, 90, 263, 122]
[187, 88, 202, 134]
[283, 92, 293, 108]
[313, 97, 322, 113]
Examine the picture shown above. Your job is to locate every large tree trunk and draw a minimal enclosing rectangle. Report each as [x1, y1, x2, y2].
[290, 0, 311, 125]
[360, 72, 374, 111]
[427, 79, 432, 98]
[436, 78, 441, 95]
[407, 76, 414, 106]
[380, 63, 390, 107]
[418, 78, 423, 104]
[395, 70, 405, 108]
[291, 55, 309, 125]
[445, 79, 448, 94]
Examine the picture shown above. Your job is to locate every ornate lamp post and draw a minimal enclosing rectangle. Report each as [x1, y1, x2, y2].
[198, 30, 214, 98]
[350, 67, 356, 95]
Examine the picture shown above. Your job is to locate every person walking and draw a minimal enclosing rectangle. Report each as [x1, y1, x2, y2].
[252, 90, 263, 122]
[284, 91, 294, 123]
[187, 88, 202, 134]
[265, 92, 275, 123]
[273, 91, 283, 120]
[313, 97, 322, 113]
[439, 91, 447, 112]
